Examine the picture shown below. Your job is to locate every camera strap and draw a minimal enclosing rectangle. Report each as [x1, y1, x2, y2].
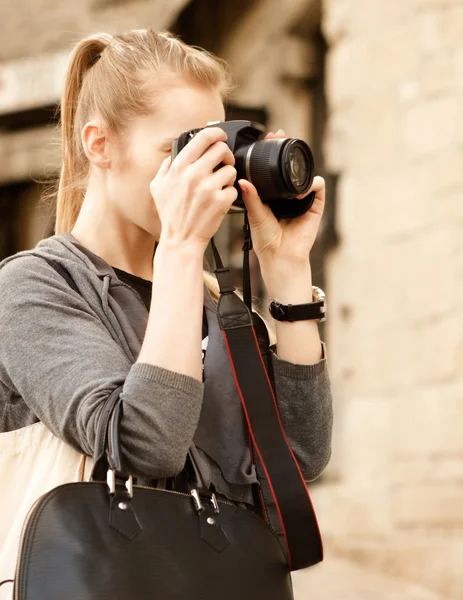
[209, 233, 323, 570]
[241, 211, 253, 311]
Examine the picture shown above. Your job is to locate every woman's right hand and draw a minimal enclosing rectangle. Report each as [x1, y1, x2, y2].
[150, 127, 238, 252]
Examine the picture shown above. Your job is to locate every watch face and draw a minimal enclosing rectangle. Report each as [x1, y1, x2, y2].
[312, 286, 325, 303]
[312, 286, 326, 321]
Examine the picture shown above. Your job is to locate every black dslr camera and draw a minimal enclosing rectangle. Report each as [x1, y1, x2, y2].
[171, 120, 315, 219]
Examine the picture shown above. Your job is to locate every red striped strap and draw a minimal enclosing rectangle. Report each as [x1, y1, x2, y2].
[217, 290, 323, 570]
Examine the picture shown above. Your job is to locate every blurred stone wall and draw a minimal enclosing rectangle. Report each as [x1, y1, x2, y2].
[313, 0, 463, 597]
[0, 0, 191, 248]
[1, 0, 189, 61]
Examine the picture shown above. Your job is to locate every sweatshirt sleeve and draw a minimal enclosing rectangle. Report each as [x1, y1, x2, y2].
[0, 256, 204, 479]
[269, 343, 333, 482]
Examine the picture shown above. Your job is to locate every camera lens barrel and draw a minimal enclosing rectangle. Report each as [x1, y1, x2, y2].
[235, 138, 314, 204]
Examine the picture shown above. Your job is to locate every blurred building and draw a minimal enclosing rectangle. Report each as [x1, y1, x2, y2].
[0, 0, 462, 598]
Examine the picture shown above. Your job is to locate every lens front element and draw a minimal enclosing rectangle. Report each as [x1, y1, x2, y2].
[288, 145, 308, 188]
[280, 140, 313, 195]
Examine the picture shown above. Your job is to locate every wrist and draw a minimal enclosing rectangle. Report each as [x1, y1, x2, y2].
[262, 265, 313, 304]
[155, 237, 206, 262]
[154, 240, 205, 280]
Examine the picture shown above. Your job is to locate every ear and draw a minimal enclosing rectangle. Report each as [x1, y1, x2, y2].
[81, 120, 111, 168]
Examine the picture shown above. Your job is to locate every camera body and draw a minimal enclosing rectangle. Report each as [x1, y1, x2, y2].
[171, 120, 315, 219]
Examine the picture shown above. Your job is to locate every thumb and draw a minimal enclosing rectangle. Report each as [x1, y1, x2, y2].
[238, 179, 271, 226]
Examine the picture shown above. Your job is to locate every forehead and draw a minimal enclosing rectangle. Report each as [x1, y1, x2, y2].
[138, 82, 226, 139]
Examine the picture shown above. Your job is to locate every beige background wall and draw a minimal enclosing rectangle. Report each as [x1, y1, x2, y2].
[317, 0, 463, 596]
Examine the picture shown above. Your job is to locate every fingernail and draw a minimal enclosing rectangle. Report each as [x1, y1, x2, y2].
[276, 128, 285, 135]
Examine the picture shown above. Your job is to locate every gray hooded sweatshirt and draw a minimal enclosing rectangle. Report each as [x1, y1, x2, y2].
[0, 233, 333, 513]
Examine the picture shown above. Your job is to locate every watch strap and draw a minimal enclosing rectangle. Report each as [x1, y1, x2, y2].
[269, 300, 325, 322]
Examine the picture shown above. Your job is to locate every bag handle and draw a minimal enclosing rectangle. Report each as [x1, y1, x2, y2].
[105, 396, 209, 492]
[91, 384, 125, 481]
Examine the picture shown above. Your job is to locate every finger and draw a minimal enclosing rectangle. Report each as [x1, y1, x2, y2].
[206, 164, 237, 190]
[265, 129, 286, 141]
[304, 176, 325, 217]
[156, 155, 172, 178]
[196, 140, 235, 173]
[215, 185, 239, 207]
[295, 175, 325, 199]
[308, 175, 325, 196]
[238, 179, 273, 226]
[173, 127, 228, 168]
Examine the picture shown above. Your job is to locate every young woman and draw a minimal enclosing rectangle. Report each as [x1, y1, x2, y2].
[0, 29, 332, 573]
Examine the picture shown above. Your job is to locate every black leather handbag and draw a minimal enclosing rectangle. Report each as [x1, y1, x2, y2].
[11, 238, 323, 600]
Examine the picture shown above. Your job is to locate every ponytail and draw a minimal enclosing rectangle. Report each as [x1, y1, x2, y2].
[55, 34, 112, 234]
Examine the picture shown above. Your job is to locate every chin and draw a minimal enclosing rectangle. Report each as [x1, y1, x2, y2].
[127, 205, 161, 239]
[136, 218, 161, 239]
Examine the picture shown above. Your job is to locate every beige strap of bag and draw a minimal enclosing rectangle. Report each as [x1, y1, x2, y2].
[0, 422, 93, 600]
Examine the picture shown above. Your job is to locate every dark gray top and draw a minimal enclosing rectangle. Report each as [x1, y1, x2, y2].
[0, 233, 333, 505]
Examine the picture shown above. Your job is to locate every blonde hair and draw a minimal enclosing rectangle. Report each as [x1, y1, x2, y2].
[55, 29, 235, 303]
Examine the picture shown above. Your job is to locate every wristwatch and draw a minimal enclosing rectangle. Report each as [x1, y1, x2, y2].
[269, 286, 326, 322]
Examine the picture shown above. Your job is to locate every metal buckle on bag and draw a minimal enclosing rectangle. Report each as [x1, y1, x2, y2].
[191, 489, 203, 512]
[107, 469, 133, 498]
[191, 489, 219, 514]
[210, 493, 219, 514]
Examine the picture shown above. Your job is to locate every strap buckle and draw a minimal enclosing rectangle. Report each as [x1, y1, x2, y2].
[107, 469, 133, 498]
[191, 489, 220, 514]
[270, 301, 288, 321]
[214, 267, 235, 294]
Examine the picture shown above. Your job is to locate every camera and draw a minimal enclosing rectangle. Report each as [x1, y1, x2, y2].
[171, 120, 315, 219]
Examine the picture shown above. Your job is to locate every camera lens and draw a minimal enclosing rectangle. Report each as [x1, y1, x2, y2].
[235, 137, 314, 203]
[280, 140, 313, 194]
[288, 146, 308, 188]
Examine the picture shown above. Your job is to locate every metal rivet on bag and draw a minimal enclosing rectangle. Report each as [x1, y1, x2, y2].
[207, 517, 215, 525]
[118, 502, 128, 511]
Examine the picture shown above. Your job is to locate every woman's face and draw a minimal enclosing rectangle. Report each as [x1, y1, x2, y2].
[107, 82, 226, 239]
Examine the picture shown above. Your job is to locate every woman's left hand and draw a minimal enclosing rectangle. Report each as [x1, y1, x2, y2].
[238, 129, 325, 292]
